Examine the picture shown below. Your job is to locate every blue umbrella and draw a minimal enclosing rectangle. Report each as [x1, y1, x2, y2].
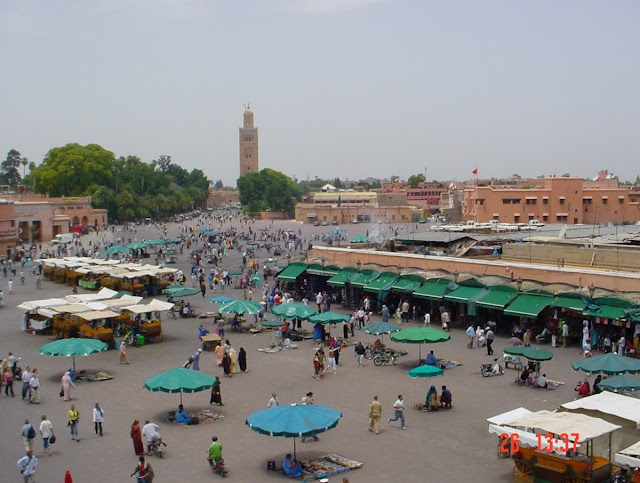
[210, 296, 233, 304]
[246, 403, 342, 459]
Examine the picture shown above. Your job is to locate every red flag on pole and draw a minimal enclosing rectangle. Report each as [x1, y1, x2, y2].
[472, 169, 478, 175]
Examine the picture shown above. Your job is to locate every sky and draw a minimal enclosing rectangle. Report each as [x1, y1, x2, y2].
[1, 0, 639, 187]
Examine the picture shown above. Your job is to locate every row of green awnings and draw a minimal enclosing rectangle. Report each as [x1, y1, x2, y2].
[305, 264, 340, 277]
[276, 262, 308, 282]
[476, 286, 519, 309]
[443, 279, 487, 303]
[363, 272, 399, 300]
[413, 278, 453, 300]
[349, 270, 380, 289]
[327, 268, 360, 287]
[391, 274, 426, 294]
[583, 297, 635, 320]
[504, 295, 552, 319]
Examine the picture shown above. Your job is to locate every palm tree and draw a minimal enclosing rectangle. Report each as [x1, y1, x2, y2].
[21, 157, 29, 181]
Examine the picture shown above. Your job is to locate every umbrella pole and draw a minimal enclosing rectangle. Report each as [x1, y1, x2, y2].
[180, 390, 183, 406]
[293, 437, 297, 460]
[72, 355, 76, 372]
[419, 343, 422, 365]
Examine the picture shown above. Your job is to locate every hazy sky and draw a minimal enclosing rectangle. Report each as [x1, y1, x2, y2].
[2, 0, 639, 186]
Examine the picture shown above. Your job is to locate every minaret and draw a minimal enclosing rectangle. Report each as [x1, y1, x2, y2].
[239, 103, 259, 177]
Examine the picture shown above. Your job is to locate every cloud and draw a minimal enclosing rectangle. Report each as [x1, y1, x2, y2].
[276, 0, 393, 14]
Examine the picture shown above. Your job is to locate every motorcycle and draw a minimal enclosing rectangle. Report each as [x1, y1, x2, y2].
[373, 350, 398, 366]
[481, 358, 505, 377]
[208, 457, 227, 477]
[148, 438, 165, 458]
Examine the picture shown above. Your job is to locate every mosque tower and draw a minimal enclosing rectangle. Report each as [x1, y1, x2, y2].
[239, 104, 259, 177]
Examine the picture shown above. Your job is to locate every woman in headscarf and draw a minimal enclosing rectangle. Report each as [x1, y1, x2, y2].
[209, 376, 223, 406]
[238, 347, 247, 373]
[61, 371, 76, 402]
[214, 343, 225, 367]
[229, 347, 238, 374]
[119, 340, 130, 364]
[222, 351, 232, 377]
[427, 386, 440, 411]
[130, 419, 144, 455]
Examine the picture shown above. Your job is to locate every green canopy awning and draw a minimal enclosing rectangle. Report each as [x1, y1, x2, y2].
[475, 286, 518, 309]
[584, 305, 627, 320]
[350, 270, 380, 289]
[444, 285, 487, 304]
[391, 274, 426, 294]
[413, 279, 452, 301]
[363, 272, 399, 299]
[305, 264, 340, 277]
[504, 294, 551, 319]
[327, 268, 360, 287]
[276, 263, 308, 282]
[548, 295, 587, 312]
[306, 213, 317, 218]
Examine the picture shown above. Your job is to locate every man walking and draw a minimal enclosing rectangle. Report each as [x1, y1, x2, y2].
[486, 327, 495, 355]
[424, 312, 431, 328]
[368, 396, 382, 434]
[17, 450, 38, 482]
[21, 366, 32, 400]
[388, 395, 406, 429]
[466, 325, 475, 349]
[354, 342, 366, 367]
[562, 322, 569, 348]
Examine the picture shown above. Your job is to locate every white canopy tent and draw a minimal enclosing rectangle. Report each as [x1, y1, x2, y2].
[615, 441, 640, 468]
[560, 392, 640, 430]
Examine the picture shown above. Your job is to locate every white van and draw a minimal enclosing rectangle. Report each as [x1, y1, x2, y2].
[52, 233, 74, 245]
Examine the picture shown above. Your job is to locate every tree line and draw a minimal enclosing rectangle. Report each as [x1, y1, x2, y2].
[3, 144, 210, 222]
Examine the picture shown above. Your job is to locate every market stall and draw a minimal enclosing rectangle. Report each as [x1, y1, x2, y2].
[76, 310, 120, 344]
[615, 441, 640, 481]
[491, 410, 622, 482]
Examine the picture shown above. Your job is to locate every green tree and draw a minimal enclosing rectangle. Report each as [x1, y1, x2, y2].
[237, 169, 301, 216]
[390, 175, 400, 183]
[333, 178, 342, 189]
[30, 143, 115, 196]
[1, 149, 23, 186]
[407, 173, 426, 188]
[156, 154, 172, 173]
[214, 179, 224, 189]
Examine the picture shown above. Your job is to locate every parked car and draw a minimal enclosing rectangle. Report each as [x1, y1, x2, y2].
[332, 220, 339, 225]
[321, 220, 328, 226]
[313, 221, 320, 226]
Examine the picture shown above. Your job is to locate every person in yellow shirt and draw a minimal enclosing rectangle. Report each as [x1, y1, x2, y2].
[368, 396, 382, 434]
[68, 404, 80, 441]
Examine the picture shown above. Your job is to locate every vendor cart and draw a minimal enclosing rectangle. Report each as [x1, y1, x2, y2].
[489, 410, 622, 483]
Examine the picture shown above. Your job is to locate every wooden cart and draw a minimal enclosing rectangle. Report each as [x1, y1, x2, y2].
[489, 410, 622, 483]
[512, 446, 612, 482]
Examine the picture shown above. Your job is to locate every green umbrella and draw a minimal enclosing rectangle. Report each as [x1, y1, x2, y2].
[391, 327, 451, 363]
[146, 239, 168, 246]
[571, 353, 640, 375]
[597, 374, 640, 393]
[350, 235, 370, 243]
[363, 321, 402, 345]
[114, 290, 133, 298]
[143, 367, 216, 405]
[408, 365, 444, 378]
[127, 242, 148, 250]
[308, 311, 350, 324]
[40, 338, 108, 371]
[272, 303, 317, 320]
[219, 300, 263, 315]
[105, 245, 128, 255]
[503, 346, 554, 362]
[260, 320, 283, 328]
[162, 287, 200, 298]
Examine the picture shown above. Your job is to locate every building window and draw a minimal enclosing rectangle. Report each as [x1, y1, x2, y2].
[556, 215, 568, 222]
[559, 198, 565, 205]
[514, 216, 520, 223]
[582, 199, 592, 205]
[543, 198, 549, 205]
[542, 215, 548, 222]
[602, 198, 608, 205]
[619, 197, 625, 204]
[525, 199, 537, 205]
[475, 199, 485, 205]
[502, 199, 511, 205]
[512, 199, 521, 204]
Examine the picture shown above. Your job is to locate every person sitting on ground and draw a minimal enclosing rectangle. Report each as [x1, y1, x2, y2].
[425, 350, 438, 366]
[576, 379, 590, 397]
[593, 375, 603, 394]
[440, 385, 452, 408]
[520, 368, 531, 384]
[427, 385, 440, 410]
[174, 404, 194, 424]
[282, 453, 303, 478]
[536, 327, 551, 343]
[536, 373, 548, 388]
